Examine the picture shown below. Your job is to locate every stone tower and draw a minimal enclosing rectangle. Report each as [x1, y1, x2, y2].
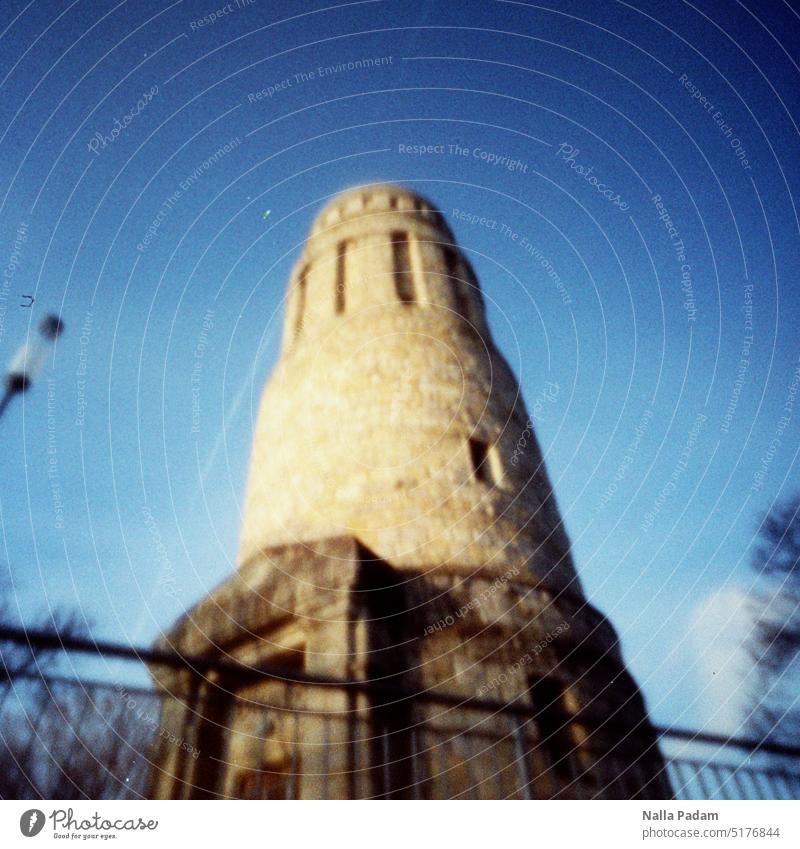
[149, 184, 671, 800]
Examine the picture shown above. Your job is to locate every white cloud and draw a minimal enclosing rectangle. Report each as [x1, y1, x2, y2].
[686, 584, 757, 736]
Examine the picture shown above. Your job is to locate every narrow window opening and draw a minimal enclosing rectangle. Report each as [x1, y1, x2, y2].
[444, 246, 470, 321]
[488, 443, 505, 487]
[469, 438, 491, 484]
[391, 231, 415, 304]
[294, 266, 308, 338]
[529, 676, 574, 779]
[335, 241, 349, 314]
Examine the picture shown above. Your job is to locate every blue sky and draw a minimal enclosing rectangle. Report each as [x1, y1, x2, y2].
[1, 0, 799, 737]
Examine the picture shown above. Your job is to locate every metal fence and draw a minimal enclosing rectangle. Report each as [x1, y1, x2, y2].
[660, 734, 800, 801]
[1, 625, 798, 801]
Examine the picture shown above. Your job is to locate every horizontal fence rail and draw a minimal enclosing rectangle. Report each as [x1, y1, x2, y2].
[1, 625, 798, 800]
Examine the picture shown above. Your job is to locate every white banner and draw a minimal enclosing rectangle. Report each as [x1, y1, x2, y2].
[1, 800, 798, 848]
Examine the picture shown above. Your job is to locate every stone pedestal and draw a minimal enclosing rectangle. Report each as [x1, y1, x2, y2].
[149, 537, 670, 799]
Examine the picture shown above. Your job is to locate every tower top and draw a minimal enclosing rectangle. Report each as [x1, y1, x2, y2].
[310, 183, 453, 239]
[281, 182, 480, 352]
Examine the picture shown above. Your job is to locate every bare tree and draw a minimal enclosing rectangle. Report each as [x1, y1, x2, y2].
[746, 495, 800, 745]
[0, 577, 149, 799]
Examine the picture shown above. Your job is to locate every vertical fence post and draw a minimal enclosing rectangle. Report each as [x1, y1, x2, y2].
[320, 714, 331, 800]
[286, 711, 300, 800]
[512, 720, 532, 800]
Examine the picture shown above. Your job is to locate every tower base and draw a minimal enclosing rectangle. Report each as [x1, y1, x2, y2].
[148, 536, 671, 800]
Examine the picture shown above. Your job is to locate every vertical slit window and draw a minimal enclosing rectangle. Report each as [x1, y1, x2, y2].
[529, 676, 574, 779]
[488, 444, 505, 487]
[445, 246, 470, 321]
[391, 231, 415, 304]
[335, 241, 349, 314]
[294, 266, 308, 338]
[469, 438, 491, 484]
